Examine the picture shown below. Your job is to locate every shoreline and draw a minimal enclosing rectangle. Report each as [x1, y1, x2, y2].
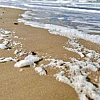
[0, 7, 100, 100]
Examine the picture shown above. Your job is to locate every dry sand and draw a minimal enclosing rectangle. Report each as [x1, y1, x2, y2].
[0, 7, 100, 100]
[0, 7, 79, 100]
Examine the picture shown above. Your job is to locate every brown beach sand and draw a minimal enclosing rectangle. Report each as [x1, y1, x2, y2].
[0, 7, 100, 100]
[0, 7, 79, 100]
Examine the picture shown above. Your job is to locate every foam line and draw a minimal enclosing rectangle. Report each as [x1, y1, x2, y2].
[18, 18, 100, 44]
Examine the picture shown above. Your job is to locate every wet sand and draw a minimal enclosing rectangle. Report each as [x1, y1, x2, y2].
[0, 7, 79, 100]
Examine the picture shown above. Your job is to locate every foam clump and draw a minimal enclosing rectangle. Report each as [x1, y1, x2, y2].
[19, 51, 27, 57]
[4, 30, 11, 35]
[0, 29, 12, 49]
[14, 49, 27, 57]
[45, 59, 65, 69]
[97, 59, 100, 63]
[0, 40, 11, 50]
[35, 65, 46, 76]
[14, 60, 33, 68]
[0, 28, 11, 35]
[14, 54, 42, 68]
[12, 41, 21, 46]
[64, 39, 100, 59]
[0, 57, 16, 63]
[53, 58, 100, 100]
[0, 29, 12, 39]
[86, 63, 98, 72]
[86, 53, 94, 58]
[0, 43, 9, 49]
[54, 71, 71, 85]
[14, 49, 19, 54]
[0, 34, 4, 40]
[45, 53, 100, 100]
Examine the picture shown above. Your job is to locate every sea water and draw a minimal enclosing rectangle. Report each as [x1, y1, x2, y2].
[0, 0, 100, 44]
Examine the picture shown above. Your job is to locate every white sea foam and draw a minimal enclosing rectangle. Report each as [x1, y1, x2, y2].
[42, 38, 100, 100]
[62, 6, 100, 13]
[14, 59, 34, 67]
[64, 39, 100, 59]
[46, 57, 100, 100]
[18, 18, 100, 44]
[14, 49, 20, 54]
[0, 29, 12, 49]
[54, 71, 71, 85]
[35, 65, 46, 76]
[23, 2, 100, 13]
[0, 57, 16, 63]
[14, 54, 42, 68]
[0, 28, 25, 63]
[0, 44, 9, 49]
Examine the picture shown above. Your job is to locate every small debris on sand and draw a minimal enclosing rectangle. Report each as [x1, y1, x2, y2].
[14, 22, 18, 25]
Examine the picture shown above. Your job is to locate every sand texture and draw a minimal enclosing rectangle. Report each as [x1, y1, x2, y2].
[0, 8, 79, 100]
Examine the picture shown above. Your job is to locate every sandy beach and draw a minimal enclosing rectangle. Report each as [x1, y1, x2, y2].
[0, 7, 100, 100]
[0, 7, 79, 100]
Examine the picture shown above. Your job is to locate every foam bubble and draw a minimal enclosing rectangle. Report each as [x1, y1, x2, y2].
[14, 54, 42, 68]
[35, 66, 46, 76]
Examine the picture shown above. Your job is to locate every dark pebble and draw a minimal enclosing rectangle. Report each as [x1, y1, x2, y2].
[32, 52, 37, 55]
[14, 22, 18, 25]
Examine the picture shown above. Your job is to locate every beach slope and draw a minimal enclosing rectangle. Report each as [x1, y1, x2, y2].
[0, 8, 79, 100]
